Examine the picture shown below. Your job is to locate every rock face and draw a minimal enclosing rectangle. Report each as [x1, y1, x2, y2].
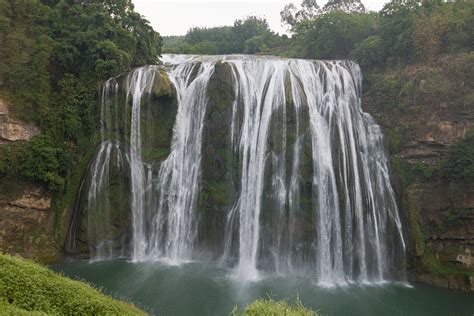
[363, 55, 474, 291]
[0, 185, 59, 262]
[0, 99, 58, 262]
[404, 183, 474, 291]
[0, 99, 40, 144]
[64, 69, 177, 257]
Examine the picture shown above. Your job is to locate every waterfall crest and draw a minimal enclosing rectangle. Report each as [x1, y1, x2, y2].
[70, 54, 406, 285]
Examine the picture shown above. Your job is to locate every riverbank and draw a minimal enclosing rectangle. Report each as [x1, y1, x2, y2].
[0, 254, 146, 315]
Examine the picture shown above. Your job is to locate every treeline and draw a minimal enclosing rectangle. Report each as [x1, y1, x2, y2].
[0, 0, 161, 190]
[163, 0, 473, 66]
[286, 0, 473, 67]
[162, 16, 286, 55]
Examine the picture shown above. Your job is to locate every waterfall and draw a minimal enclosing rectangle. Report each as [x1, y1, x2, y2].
[71, 54, 405, 285]
[228, 60, 288, 280]
[126, 67, 156, 260]
[148, 60, 215, 260]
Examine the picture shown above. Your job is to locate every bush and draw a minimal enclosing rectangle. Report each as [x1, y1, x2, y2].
[0, 254, 146, 315]
[233, 297, 317, 316]
[19, 135, 71, 190]
[351, 35, 384, 69]
[0, 299, 46, 315]
[391, 157, 433, 186]
[367, 74, 400, 109]
[0, 135, 71, 190]
[441, 129, 474, 182]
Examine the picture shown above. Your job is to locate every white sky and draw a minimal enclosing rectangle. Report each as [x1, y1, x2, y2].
[133, 0, 390, 36]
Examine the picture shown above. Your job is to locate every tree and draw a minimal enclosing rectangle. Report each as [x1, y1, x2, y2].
[165, 16, 280, 55]
[351, 35, 384, 69]
[379, 0, 421, 63]
[292, 11, 378, 59]
[322, 0, 366, 13]
[0, 0, 163, 191]
[233, 16, 276, 53]
[413, 1, 473, 62]
[281, 0, 321, 31]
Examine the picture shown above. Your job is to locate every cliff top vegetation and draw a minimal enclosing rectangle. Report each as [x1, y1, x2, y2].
[0, 0, 162, 191]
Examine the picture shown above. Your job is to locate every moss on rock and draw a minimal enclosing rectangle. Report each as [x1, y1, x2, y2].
[151, 70, 174, 99]
[197, 61, 237, 254]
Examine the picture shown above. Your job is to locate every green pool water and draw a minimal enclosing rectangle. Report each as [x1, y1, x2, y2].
[53, 259, 474, 316]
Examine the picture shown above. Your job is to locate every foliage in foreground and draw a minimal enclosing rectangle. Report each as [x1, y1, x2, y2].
[0, 254, 146, 315]
[233, 297, 317, 316]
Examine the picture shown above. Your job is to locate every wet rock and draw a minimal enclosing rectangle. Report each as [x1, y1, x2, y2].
[151, 71, 174, 98]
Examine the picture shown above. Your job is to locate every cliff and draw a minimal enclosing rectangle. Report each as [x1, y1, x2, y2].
[363, 52, 474, 291]
[0, 185, 59, 262]
[0, 99, 60, 262]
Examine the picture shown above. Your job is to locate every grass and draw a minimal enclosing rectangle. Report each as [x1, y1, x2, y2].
[0, 300, 46, 315]
[232, 296, 318, 316]
[0, 254, 146, 315]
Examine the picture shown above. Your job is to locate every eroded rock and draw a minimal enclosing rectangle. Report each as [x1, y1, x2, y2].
[0, 185, 59, 262]
[0, 99, 40, 143]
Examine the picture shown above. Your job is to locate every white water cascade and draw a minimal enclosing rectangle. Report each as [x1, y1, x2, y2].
[148, 59, 215, 261]
[72, 54, 406, 286]
[126, 67, 157, 260]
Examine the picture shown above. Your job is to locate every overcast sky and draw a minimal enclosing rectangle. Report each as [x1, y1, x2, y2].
[133, 0, 390, 36]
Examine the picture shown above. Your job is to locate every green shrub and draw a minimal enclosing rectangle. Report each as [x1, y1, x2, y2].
[416, 70, 456, 104]
[45, 75, 96, 144]
[391, 157, 433, 186]
[367, 75, 400, 109]
[232, 297, 317, 316]
[0, 254, 146, 315]
[0, 299, 46, 315]
[0, 135, 71, 191]
[441, 129, 474, 182]
[351, 35, 384, 69]
[19, 135, 71, 190]
[0, 142, 22, 175]
[385, 128, 402, 154]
